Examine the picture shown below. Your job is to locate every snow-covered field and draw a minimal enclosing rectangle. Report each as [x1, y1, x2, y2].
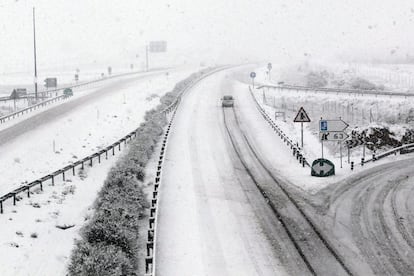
[0, 67, 197, 276]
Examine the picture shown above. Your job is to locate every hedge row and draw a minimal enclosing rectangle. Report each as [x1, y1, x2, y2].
[67, 68, 214, 276]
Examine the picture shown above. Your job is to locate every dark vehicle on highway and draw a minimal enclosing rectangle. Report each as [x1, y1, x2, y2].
[221, 95, 234, 107]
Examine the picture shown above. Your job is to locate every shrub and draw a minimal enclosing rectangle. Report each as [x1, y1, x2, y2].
[68, 241, 135, 276]
[306, 72, 328, 88]
[350, 77, 376, 90]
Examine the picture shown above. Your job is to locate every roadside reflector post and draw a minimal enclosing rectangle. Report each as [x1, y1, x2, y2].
[361, 158, 364, 166]
[351, 161, 354, 171]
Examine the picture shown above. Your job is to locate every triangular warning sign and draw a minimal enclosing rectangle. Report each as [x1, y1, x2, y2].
[293, 107, 311, 122]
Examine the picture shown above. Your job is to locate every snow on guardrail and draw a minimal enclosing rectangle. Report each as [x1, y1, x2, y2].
[361, 142, 414, 165]
[0, 129, 138, 214]
[249, 86, 310, 167]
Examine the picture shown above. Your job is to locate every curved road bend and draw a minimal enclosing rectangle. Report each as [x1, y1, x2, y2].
[315, 158, 414, 275]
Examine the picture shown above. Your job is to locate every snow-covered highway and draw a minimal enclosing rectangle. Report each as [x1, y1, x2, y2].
[155, 68, 353, 275]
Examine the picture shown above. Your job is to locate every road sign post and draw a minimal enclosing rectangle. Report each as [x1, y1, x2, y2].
[267, 63, 272, 81]
[250, 72, 256, 88]
[319, 118, 349, 161]
[293, 107, 311, 149]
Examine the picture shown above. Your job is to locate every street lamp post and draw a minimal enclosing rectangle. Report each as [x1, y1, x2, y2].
[33, 7, 38, 101]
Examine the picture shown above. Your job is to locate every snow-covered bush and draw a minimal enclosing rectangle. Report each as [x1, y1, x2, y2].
[350, 77, 377, 90]
[68, 242, 135, 276]
[306, 71, 328, 88]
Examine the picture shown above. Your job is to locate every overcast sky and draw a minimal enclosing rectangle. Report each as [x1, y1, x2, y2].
[1, 0, 414, 74]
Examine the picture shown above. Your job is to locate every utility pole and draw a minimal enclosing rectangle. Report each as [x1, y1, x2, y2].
[33, 7, 38, 101]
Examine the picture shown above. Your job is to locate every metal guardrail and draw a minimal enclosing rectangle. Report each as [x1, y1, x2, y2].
[361, 143, 414, 164]
[249, 86, 310, 167]
[258, 84, 414, 98]
[0, 126, 141, 214]
[0, 94, 69, 124]
[0, 69, 166, 124]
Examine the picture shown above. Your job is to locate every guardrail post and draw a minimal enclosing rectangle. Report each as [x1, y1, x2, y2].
[39, 181, 43, 191]
[98, 154, 101, 163]
[51, 175, 54, 186]
[27, 187, 30, 198]
[73, 167, 76, 176]
[62, 171, 66, 181]
[147, 242, 154, 256]
[151, 198, 157, 207]
[105, 150, 108, 159]
[112, 147, 115, 156]
[0, 201, 3, 214]
[145, 257, 153, 274]
[13, 194, 17, 205]
[148, 229, 154, 242]
[90, 158, 93, 167]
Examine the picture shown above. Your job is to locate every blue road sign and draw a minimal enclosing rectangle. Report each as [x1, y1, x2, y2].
[320, 120, 328, 131]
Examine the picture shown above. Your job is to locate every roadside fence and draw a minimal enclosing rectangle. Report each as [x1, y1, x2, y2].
[258, 84, 414, 98]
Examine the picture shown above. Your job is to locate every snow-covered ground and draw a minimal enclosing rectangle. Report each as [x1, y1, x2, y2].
[0, 67, 197, 276]
[246, 66, 414, 192]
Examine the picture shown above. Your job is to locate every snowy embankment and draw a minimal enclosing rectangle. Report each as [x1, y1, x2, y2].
[0, 67, 196, 276]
